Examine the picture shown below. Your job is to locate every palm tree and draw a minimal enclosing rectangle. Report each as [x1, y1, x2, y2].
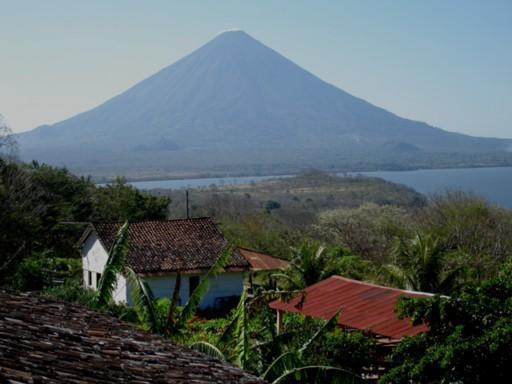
[384, 232, 463, 294]
[273, 244, 331, 290]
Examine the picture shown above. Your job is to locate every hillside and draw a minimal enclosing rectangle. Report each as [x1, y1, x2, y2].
[151, 172, 425, 226]
[17, 30, 512, 178]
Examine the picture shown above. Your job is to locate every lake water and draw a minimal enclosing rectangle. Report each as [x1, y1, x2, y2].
[357, 167, 512, 208]
[129, 167, 512, 208]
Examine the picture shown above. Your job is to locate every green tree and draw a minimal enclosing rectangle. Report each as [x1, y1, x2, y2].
[0, 160, 170, 290]
[381, 260, 512, 383]
[419, 191, 512, 281]
[91, 177, 170, 222]
[317, 203, 411, 263]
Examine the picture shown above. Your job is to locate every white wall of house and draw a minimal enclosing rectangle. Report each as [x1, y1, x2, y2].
[143, 272, 244, 309]
[201, 272, 244, 308]
[81, 233, 127, 303]
[82, 233, 245, 309]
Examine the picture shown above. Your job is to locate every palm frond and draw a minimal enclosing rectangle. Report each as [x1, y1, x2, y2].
[97, 221, 129, 307]
[262, 351, 302, 381]
[219, 310, 239, 345]
[173, 245, 232, 332]
[379, 264, 409, 290]
[125, 266, 159, 332]
[315, 245, 326, 260]
[189, 341, 226, 361]
[233, 289, 250, 368]
[299, 307, 341, 355]
[271, 365, 364, 384]
[270, 273, 303, 289]
[438, 265, 463, 294]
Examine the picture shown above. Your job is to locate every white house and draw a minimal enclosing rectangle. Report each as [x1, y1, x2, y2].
[79, 217, 255, 309]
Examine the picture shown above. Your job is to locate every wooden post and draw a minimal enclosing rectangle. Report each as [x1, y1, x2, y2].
[186, 190, 190, 219]
[276, 309, 283, 335]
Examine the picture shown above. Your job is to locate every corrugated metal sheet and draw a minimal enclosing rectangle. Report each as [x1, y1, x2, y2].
[238, 247, 289, 271]
[269, 275, 431, 340]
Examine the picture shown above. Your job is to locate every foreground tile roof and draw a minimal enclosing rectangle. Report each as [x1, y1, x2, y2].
[237, 248, 289, 271]
[0, 290, 265, 383]
[270, 275, 431, 340]
[82, 217, 250, 274]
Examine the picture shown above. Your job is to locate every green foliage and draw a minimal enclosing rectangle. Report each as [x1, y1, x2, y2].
[381, 260, 512, 383]
[272, 365, 365, 384]
[221, 214, 307, 260]
[317, 203, 411, 263]
[0, 160, 170, 290]
[277, 243, 369, 289]
[190, 341, 226, 361]
[44, 279, 138, 322]
[12, 252, 81, 290]
[418, 191, 512, 281]
[383, 232, 464, 294]
[124, 247, 231, 339]
[232, 289, 250, 368]
[306, 328, 376, 373]
[125, 266, 160, 332]
[91, 177, 170, 222]
[170, 246, 231, 335]
[44, 280, 98, 308]
[281, 312, 376, 375]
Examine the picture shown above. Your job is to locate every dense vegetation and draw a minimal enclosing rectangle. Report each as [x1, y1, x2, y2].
[1, 153, 512, 382]
[0, 158, 169, 289]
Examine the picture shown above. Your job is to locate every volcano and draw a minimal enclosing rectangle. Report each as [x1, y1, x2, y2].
[18, 30, 512, 178]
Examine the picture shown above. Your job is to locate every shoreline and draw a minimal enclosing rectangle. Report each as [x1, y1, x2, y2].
[95, 164, 512, 185]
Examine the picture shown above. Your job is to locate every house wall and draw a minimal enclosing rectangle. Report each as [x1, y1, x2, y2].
[81, 233, 127, 303]
[142, 271, 244, 309]
[82, 233, 245, 308]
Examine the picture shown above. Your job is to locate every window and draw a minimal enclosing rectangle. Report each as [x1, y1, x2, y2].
[96, 273, 102, 288]
[189, 276, 200, 294]
[88, 271, 92, 286]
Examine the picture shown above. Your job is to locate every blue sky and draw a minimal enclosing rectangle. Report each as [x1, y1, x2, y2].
[1, 0, 511, 138]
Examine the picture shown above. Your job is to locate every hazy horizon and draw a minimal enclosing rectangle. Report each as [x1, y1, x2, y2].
[1, 0, 511, 139]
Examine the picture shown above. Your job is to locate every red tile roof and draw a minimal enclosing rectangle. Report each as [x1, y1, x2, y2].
[269, 276, 431, 340]
[237, 247, 289, 271]
[82, 218, 250, 274]
[0, 290, 264, 383]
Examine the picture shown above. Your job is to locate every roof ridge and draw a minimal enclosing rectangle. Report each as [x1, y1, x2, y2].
[237, 246, 271, 254]
[93, 217, 213, 225]
[330, 275, 434, 297]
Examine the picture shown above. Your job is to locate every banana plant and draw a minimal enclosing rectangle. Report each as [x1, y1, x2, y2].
[127, 245, 232, 338]
[190, 341, 226, 361]
[216, 289, 364, 383]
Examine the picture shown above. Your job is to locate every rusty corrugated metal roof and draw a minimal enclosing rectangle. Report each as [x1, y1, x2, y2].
[237, 247, 289, 271]
[269, 275, 431, 340]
